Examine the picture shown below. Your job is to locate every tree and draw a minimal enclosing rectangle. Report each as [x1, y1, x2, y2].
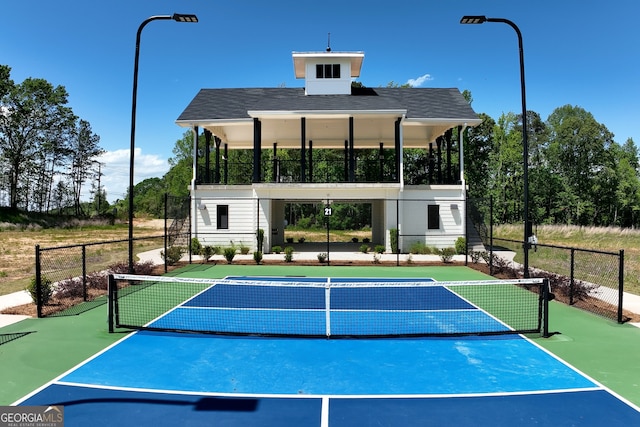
[546, 105, 615, 225]
[90, 186, 110, 216]
[33, 116, 75, 213]
[0, 76, 74, 209]
[493, 113, 527, 223]
[384, 81, 411, 88]
[51, 180, 74, 214]
[0, 65, 12, 99]
[163, 131, 194, 198]
[133, 177, 165, 217]
[67, 119, 102, 216]
[464, 113, 495, 202]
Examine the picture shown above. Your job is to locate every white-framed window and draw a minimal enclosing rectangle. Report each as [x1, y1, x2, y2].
[316, 64, 341, 79]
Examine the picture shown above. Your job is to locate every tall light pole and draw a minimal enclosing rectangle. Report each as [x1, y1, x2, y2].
[460, 15, 530, 277]
[128, 13, 198, 273]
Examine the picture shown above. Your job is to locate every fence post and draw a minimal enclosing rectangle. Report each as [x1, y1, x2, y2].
[35, 245, 42, 318]
[489, 196, 494, 276]
[569, 249, 575, 305]
[618, 249, 625, 323]
[188, 196, 193, 264]
[464, 194, 468, 266]
[396, 199, 400, 266]
[82, 245, 87, 301]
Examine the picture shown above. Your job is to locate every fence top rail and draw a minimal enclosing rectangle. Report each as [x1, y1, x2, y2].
[38, 234, 165, 252]
[492, 237, 621, 257]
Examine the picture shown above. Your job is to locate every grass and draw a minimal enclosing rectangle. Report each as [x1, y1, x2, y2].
[494, 224, 640, 295]
[285, 228, 371, 243]
[0, 220, 164, 296]
[2, 219, 638, 297]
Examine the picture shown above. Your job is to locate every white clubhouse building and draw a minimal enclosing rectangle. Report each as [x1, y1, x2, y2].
[176, 49, 481, 253]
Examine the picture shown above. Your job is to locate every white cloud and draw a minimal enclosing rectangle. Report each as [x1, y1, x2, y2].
[406, 73, 434, 87]
[96, 149, 170, 202]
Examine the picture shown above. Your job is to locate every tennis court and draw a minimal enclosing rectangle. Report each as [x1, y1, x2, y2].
[13, 274, 640, 426]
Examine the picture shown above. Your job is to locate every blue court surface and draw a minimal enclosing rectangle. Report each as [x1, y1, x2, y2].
[15, 276, 640, 426]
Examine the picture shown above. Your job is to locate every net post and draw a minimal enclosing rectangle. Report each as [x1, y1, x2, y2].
[325, 280, 331, 337]
[542, 278, 550, 338]
[108, 274, 115, 333]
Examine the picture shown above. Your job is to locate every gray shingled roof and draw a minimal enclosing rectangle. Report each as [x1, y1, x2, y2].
[176, 87, 478, 122]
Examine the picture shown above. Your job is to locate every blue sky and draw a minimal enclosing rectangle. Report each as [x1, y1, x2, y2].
[2, 0, 638, 202]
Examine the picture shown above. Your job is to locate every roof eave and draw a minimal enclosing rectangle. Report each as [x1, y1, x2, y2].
[247, 109, 407, 120]
[175, 118, 253, 128]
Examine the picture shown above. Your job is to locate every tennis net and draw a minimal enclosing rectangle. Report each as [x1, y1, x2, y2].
[107, 275, 551, 338]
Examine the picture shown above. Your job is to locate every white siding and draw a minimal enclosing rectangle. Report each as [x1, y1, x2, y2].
[304, 59, 352, 95]
[193, 187, 260, 250]
[399, 187, 465, 251]
[192, 184, 466, 253]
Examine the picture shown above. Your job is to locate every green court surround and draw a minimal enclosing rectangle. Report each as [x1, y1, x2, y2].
[1, 264, 639, 407]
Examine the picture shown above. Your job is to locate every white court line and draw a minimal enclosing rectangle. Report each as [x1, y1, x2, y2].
[14, 274, 640, 419]
[321, 397, 329, 427]
[51, 379, 603, 400]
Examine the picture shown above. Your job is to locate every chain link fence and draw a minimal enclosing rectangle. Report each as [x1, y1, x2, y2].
[32, 194, 191, 318]
[35, 235, 164, 317]
[468, 196, 627, 323]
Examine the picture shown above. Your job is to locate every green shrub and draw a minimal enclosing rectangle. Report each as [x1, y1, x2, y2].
[359, 244, 369, 254]
[253, 251, 263, 264]
[455, 237, 467, 255]
[202, 246, 216, 263]
[223, 247, 236, 264]
[296, 217, 314, 229]
[239, 242, 250, 255]
[191, 237, 202, 255]
[375, 244, 385, 254]
[317, 252, 327, 263]
[272, 245, 282, 254]
[390, 228, 398, 254]
[55, 276, 84, 299]
[27, 275, 53, 305]
[470, 251, 484, 263]
[106, 260, 155, 275]
[409, 241, 437, 255]
[284, 246, 294, 262]
[161, 246, 186, 265]
[439, 247, 456, 263]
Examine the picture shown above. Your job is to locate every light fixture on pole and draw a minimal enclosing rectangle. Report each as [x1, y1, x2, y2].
[128, 13, 198, 273]
[460, 15, 530, 277]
